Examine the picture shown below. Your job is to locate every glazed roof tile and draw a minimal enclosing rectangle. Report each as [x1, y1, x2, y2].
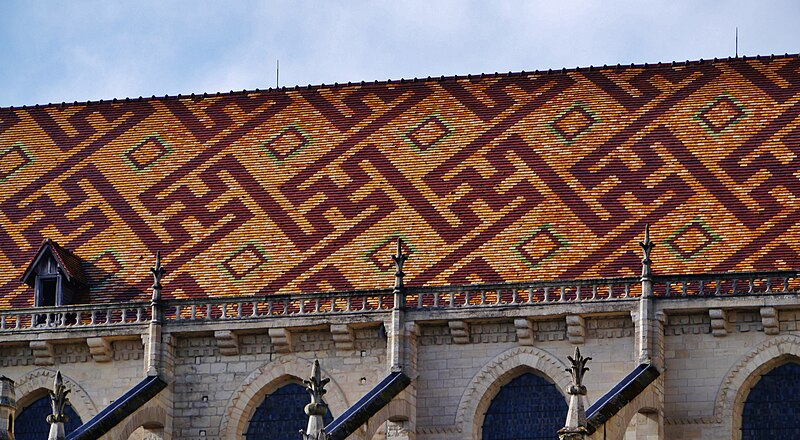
[1, 54, 800, 306]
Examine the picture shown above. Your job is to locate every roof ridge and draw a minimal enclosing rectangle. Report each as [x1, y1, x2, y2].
[2, 53, 797, 111]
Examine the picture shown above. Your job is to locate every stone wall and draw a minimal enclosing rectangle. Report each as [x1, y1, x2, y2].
[2, 300, 800, 440]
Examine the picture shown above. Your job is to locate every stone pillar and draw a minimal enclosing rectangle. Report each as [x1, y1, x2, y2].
[388, 239, 408, 373]
[145, 252, 165, 376]
[47, 371, 70, 440]
[0, 376, 15, 440]
[559, 347, 590, 440]
[301, 360, 331, 440]
[637, 225, 656, 365]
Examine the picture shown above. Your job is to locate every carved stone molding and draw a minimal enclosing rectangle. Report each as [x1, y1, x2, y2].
[86, 337, 113, 362]
[566, 315, 585, 344]
[30, 340, 54, 366]
[267, 328, 293, 353]
[219, 354, 349, 440]
[215, 330, 240, 356]
[14, 368, 98, 421]
[709, 309, 729, 337]
[760, 307, 780, 335]
[514, 318, 534, 346]
[715, 334, 800, 436]
[448, 320, 470, 344]
[330, 323, 355, 352]
[455, 346, 572, 439]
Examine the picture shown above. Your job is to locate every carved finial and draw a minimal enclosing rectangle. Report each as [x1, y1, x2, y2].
[391, 238, 408, 292]
[638, 225, 655, 279]
[559, 348, 591, 439]
[566, 347, 591, 393]
[301, 360, 330, 440]
[150, 251, 166, 293]
[47, 371, 70, 424]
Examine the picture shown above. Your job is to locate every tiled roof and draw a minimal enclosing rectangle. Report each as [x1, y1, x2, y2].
[1, 54, 800, 307]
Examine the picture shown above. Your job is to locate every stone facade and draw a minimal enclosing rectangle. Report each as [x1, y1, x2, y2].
[2, 271, 800, 439]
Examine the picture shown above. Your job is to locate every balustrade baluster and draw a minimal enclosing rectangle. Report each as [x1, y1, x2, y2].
[784, 277, 790, 293]
[237, 302, 243, 318]
[624, 283, 630, 298]
[575, 286, 581, 301]
[731, 279, 737, 295]
[715, 279, 721, 296]
[450, 291, 456, 307]
[681, 282, 687, 296]
[560, 286, 565, 302]
[765, 278, 772, 293]
[749, 277, 755, 294]
[480, 290, 486, 306]
[137, 308, 142, 322]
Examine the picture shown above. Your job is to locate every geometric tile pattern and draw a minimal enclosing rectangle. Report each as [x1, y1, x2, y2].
[124, 134, 171, 171]
[0, 142, 33, 182]
[663, 220, 720, 261]
[404, 114, 453, 152]
[514, 226, 568, 269]
[1, 55, 800, 306]
[261, 124, 311, 164]
[694, 94, 748, 136]
[548, 102, 597, 145]
[220, 243, 269, 281]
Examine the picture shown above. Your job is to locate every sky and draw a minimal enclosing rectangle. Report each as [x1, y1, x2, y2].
[1, 1, 799, 107]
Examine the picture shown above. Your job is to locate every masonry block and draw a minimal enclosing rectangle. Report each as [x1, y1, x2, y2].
[330, 323, 355, 352]
[268, 328, 293, 353]
[448, 321, 470, 344]
[215, 330, 240, 356]
[514, 318, 534, 346]
[86, 337, 114, 362]
[30, 340, 54, 366]
[566, 315, 585, 344]
[760, 307, 780, 335]
[709, 309, 729, 337]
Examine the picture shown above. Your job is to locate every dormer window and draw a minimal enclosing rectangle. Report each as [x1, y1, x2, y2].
[21, 239, 87, 308]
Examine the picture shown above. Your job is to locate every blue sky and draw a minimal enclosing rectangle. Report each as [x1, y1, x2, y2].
[1, 1, 798, 107]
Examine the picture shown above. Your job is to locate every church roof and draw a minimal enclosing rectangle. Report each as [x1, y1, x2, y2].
[1, 54, 799, 307]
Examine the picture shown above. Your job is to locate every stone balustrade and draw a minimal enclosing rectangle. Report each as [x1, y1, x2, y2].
[653, 270, 800, 297]
[164, 289, 396, 322]
[2, 270, 798, 334]
[0, 302, 151, 332]
[404, 276, 641, 310]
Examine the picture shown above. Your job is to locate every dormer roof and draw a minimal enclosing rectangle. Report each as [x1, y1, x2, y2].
[20, 239, 87, 288]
